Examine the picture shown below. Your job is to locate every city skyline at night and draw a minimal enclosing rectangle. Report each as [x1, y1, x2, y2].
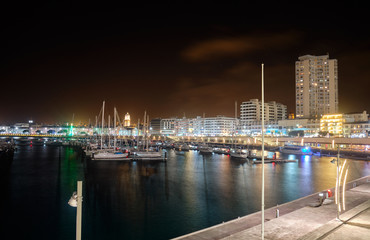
[1, 3, 369, 124]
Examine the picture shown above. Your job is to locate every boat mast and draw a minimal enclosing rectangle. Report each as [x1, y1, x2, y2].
[114, 107, 117, 151]
[146, 114, 149, 152]
[108, 114, 111, 149]
[143, 111, 147, 151]
[234, 100, 237, 151]
[95, 115, 98, 143]
[101, 101, 105, 150]
[137, 118, 140, 149]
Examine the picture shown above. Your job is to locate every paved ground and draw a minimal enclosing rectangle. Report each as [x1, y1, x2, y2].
[173, 177, 370, 240]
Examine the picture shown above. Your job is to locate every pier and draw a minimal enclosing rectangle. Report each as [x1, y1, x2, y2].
[173, 176, 370, 240]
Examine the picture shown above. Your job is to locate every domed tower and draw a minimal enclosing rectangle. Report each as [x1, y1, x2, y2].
[124, 112, 131, 127]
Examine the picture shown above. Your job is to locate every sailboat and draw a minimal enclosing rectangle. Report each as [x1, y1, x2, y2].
[132, 111, 163, 160]
[92, 102, 129, 160]
[174, 142, 190, 151]
[230, 101, 248, 160]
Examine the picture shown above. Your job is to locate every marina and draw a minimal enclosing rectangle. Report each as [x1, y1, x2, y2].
[1, 144, 370, 239]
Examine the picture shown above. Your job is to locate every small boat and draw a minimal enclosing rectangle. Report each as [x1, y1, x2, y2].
[280, 145, 313, 155]
[92, 151, 129, 160]
[134, 151, 162, 158]
[132, 150, 164, 160]
[230, 148, 249, 159]
[213, 147, 230, 154]
[230, 152, 248, 159]
[174, 143, 190, 151]
[199, 145, 213, 154]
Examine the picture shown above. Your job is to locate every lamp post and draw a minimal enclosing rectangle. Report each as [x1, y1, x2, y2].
[330, 148, 340, 220]
[68, 181, 83, 240]
[261, 63, 265, 239]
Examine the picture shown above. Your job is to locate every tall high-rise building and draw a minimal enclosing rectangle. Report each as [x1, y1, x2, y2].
[295, 54, 338, 119]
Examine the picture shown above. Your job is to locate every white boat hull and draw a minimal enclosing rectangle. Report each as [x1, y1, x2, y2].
[92, 152, 129, 160]
[280, 149, 313, 155]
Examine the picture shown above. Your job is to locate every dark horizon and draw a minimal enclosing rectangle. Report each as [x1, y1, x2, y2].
[1, 3, 369, 125]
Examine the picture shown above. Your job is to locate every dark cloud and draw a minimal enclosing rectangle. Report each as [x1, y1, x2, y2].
[181, 32, 302, 62]
[0, 6, 369, 124]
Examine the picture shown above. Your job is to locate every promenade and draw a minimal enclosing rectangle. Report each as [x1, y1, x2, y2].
[174, 176, 370, 240]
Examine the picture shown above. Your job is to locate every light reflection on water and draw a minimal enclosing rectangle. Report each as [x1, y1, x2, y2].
[1, 146, 370, 240]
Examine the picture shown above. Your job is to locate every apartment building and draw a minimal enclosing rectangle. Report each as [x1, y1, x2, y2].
[295, 54, 338, 119]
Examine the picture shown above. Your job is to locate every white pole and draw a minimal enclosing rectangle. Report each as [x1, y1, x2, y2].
[146, 115, 149, 152]
[76, 181, 83, 240]
[114, 107, 117, 151]
[101, 101, 105, 150]
[143, 111, 147, 151]
[336, 146, 340, 220]
[261, 63, 265, 239]
[108, 115, 111, 149]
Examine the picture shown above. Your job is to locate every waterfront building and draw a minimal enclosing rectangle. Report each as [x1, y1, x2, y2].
[321, 111, 369, 137]
[240, 99, 287, 125]
[150, 118, 161, 135]
[320, 114, 345, 135]
[239, 99, 287, 135]
[239, 120, 280, 136]
[295, 54, 338, 119]
[202, 116, 236, 136]
[189, 116, 203, 136]
[278, 119, 320, 136]
[160, 116, 236, 137]
[174, 117, 190, 136]
[160, 118, 177, 136]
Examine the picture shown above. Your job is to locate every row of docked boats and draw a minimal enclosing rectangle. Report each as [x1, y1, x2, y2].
[11, 138, 85, 147]
[84, 105, 165, 161]
[84, 143, 164, 161]
[165, 141, 313, 161]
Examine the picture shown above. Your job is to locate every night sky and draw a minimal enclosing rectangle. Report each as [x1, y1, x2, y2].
[1, 3, 369, 124]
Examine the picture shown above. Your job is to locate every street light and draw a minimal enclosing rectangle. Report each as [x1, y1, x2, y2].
[68, 181, 83, 240]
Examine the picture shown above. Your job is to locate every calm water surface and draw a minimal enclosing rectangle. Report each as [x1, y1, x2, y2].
[1, 145, 370, 240]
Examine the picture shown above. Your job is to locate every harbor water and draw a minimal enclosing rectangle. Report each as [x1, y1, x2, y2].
[1, 145, 370, 240]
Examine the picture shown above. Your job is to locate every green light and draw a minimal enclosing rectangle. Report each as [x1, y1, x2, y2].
[69, 123, 74, 136]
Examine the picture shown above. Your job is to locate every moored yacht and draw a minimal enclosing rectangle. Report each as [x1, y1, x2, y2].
[199, 145, 213, 154]
[92, 151, 130, 160]
[280, 144, 313, 155]
[230, 149, 248, 159]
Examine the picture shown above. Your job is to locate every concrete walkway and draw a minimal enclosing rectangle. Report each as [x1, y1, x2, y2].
[173, 176, 370, 240]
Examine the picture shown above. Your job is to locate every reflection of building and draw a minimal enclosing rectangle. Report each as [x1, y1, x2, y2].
[295, 54, 338, 119]
[124, 112, 130, 127]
